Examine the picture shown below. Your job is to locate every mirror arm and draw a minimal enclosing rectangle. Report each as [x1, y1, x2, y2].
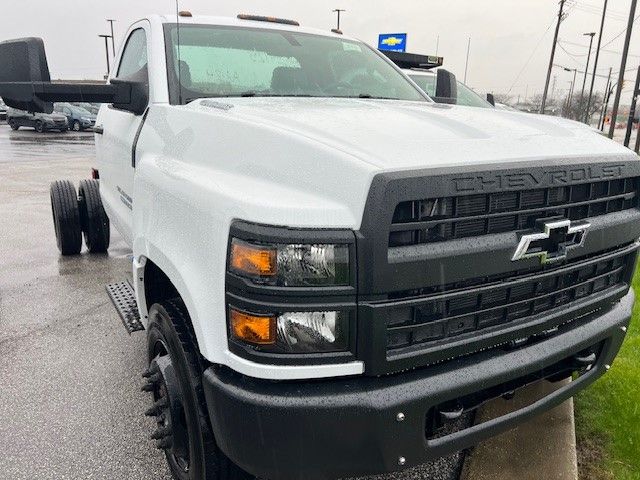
[0, 81, 131, 112]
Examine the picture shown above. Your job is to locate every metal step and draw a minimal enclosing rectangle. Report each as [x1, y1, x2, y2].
[106, 281, 144, 333]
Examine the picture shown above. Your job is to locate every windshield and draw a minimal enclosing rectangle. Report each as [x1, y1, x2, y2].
[456, 81, 493, 108]
[164, 24, 426, 104]
[408, 73, 436, 97]
[408, 72, 492, 109]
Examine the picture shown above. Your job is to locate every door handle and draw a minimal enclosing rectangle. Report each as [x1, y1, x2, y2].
[94, 125, 104, 135]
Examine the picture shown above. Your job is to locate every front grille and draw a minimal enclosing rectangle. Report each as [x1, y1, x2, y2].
[390, 178, 638, 247]
[386, 246, 633, 353]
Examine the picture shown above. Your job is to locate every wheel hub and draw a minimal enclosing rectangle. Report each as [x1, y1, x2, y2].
[142, 355, 190, 466]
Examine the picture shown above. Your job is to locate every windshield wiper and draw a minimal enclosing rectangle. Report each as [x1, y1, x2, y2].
[338, 94, 401, 100]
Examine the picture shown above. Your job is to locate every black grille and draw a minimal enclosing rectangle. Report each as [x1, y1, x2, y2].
[386, 248, 633, 352]
[390, 178, 638, 247]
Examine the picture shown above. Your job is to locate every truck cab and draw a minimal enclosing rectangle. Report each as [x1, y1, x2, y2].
[1, 13, 638, 480]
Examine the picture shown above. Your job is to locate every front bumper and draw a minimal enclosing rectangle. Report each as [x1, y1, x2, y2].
[203, 289, 632, 480]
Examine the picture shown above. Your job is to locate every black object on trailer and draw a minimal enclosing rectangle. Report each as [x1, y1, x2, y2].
[381, 50, 457, 105]
[380, 50, 443, 70]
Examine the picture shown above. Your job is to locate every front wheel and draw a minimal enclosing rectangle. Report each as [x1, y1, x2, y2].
[144, 300, 253, 480]
[35, 121, 44, 133]
[72, 120, 81, 131]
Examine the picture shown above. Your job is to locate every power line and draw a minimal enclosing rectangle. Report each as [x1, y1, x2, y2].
[600, 12, 640, 49]
[558, 39, 640, 58]
[572, 4, 628, 21]
[507, 14, 558, 94]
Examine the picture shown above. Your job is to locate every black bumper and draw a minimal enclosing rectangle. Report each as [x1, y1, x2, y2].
[203, 290, 633, 480]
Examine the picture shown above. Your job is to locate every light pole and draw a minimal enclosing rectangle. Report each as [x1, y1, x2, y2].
[332, 9, 345, 31]
[106, 19, 116, 56]
[585, 0, 608, 123]
[98, 34, 112, 77]
[579, 32, 596, 103]
[464, 37, 471, 84]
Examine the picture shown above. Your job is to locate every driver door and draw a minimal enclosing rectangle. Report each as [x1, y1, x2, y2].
[95, 25, 149, 246]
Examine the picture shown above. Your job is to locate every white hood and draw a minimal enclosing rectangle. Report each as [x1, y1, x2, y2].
[194, 97, 635, 170]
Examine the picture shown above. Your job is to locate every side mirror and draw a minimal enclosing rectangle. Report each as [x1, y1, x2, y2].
[434, 69, 458, 105]
[486, 93, 496, 106]
[0, 37, 132, 113]
[111, 78, 148, 116]
[0, 37, 53, 112]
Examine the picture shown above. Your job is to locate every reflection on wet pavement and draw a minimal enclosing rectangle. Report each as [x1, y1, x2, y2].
[0, 126, 95, 162]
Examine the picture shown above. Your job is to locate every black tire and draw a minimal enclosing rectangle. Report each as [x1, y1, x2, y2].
[9, 119, 19, 130]
[146, 300, 252, 480]
[72, 120, 81, 131]
[50, 180, 82, 255]
[78, 179, 110, 253]
[35, 121, 44, 133]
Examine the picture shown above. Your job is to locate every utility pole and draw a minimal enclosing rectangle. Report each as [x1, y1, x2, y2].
[106, 19, 116, 56]
[552, 74, 557, 99]
[600, 80, 615, 131]
[435, 35, 440, 56]
[332, 9, 345, 31]
[565, 81, 573, 111]
[98, 34, 111, 77]
[598, 67, 613, 130]
[564, 67, 577, 111]
[580, 32, 596, 102]
[541, 0, 566, 114]
[634, 114, 640, 152]
[585, 0, 608, 123]
[608, 0, 637, 139]
[464, 37, 471, 84]
[624, 65, 640, 147]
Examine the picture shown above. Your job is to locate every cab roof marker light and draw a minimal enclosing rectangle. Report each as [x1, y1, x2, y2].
[237, 14, 300, 26]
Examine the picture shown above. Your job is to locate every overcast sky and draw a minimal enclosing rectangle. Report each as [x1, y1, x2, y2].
[4, 0, 639, 102]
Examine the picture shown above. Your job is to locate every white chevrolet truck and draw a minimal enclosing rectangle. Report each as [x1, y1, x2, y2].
[1, 13, 639, 480]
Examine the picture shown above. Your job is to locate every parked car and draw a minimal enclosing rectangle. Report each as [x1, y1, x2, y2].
[6, 107, 68, 132]
[53, 103, 96, 131]
[0, 98, 7, 121]
[75, 102, 101, 115]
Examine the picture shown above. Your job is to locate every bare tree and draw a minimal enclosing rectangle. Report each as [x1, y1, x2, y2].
[492, 93, 514, 105]
[562, 93, 604, 123]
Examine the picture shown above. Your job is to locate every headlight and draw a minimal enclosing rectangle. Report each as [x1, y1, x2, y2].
[229, 307, 349, 353]
[229, 238, 350, 286]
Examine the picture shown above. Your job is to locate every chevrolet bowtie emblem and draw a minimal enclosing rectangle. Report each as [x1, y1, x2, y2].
[512, 219, 591, 265]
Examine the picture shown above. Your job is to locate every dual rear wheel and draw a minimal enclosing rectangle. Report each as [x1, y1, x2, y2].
[50, 179, 110, 255]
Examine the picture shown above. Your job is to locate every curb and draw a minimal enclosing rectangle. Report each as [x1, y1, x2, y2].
[460, 379, 578, 480]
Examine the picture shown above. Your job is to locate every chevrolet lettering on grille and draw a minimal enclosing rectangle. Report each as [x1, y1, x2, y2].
[512, 219, 591, 264]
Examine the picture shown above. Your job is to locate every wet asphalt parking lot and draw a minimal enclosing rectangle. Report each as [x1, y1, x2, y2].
[0, 123, 464, 480]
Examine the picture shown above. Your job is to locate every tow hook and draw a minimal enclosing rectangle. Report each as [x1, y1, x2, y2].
[141, 356, 189, 458]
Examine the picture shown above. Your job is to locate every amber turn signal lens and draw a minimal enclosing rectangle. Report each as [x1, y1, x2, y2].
[230, 239, 277, 277]
[230, 308, 276, 345]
